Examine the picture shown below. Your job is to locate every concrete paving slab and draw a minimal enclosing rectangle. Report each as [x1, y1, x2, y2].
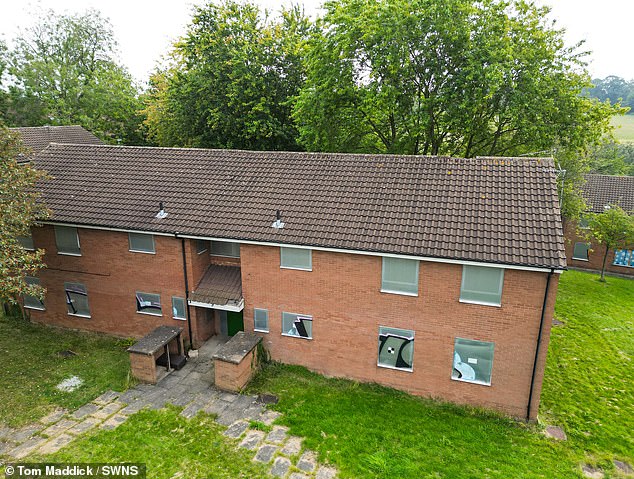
[101, 414, 129, 431]
[254, 444, 278, 463]
[238, 430, 265, 451]
[280, 436, 303, 457]
[92, 390, 120, 405]
[38, 433, 75, 455]
[72, 403, 100, 420]
[266, 426, 289, 445]
[67, 417, 102, 436]
[39, 409, 68, 425]
[270, 457, 291, 477]
[297, 450, 317, 473]
[224, 421, 249, 439]
[41, 418, 77, 438]
[316, 466, 338, 479]
[9, 436, 47, 459]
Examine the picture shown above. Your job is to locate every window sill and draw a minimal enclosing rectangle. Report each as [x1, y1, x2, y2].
[280, 266, 312, 272]
[137, 311, 163, 317]
[58, 252, 82, 257]
[380, 289, 418, 297]
[377, 363, 413, 373]
[24, 305, 45, 311]
[572, 257, 589, 262]
[68, 313, 91, 319]
[211, 254, 240, 259]
[613, 263, 634, 268]
[451, 376, 491, 387]
[129, 249, 156, 254]
[459, 299, 501, 308]
[281, 333, 312, 340]
[254, 328, 269, 333]
[196, 250, 208, 255]
[173, 316, 186, 321]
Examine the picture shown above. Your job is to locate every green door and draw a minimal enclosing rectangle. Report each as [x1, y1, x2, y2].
[227, 311, 244, 336]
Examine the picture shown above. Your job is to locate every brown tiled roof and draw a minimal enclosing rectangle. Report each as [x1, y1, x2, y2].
[33, 144, 566, 269]
[10, 126, 103, 156]
[190, 265, 243, 306]
[582, 174, 634, 214]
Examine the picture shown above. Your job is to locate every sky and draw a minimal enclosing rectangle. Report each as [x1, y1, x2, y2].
[0, 0, 632, 84]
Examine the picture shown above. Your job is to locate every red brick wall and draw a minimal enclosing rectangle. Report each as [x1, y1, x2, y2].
[564, 221, 634, 276]
[241, 244, 558, 420]
[27, 225, 197, 341]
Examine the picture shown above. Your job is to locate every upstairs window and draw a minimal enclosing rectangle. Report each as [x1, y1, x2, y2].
[196, 240, 209, 254]
[17, 233, 34, 250]
[280, 247, 312, 271]
[129, 233, 155, 253]
[460, 265, 504, 306]
[572, 242, 589, 261]
[136, 292, 162, 316]
[211, 241, 240, 258]
[65, 282, 91, 317]
[381, 257, 419, 295]
[24, 276, 44, 310]
[55, 226, 81, 255]
[282, 312, 312, 339]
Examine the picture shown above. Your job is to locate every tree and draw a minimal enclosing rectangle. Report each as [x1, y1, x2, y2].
[587, 206, 634, 282]
[294, 0, 621, 158]
[585, 76, 634, 113]
[0, 124, 50, 308]
[2, 9, 145, 144]
[143, 1, 312, 150]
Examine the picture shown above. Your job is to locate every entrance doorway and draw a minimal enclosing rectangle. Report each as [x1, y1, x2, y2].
[218, 310, 244, 337]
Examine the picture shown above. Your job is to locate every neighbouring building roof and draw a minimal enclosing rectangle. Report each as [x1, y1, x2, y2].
[10, 126, 103, 157]
[190, 265, 243, 308]
[582, 174, 634, 214]
[32, 144, 566, 269]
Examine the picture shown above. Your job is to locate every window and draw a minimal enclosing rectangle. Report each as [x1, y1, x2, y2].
[280, 247, 312, 270]
[572, 242, 590, 261]
[136, 292, 162, 316]
[578, 216, 590, 229]
[282, 312, 312, 339]
[129, 233, 155, 253]
[172, 297, 186, 320]
[452, 338, 494, 385]
[55, 226, 80, 255]
[460, 265, 504, 306]
[378, 326, 414, 371]
[17, 233, 34, 250]
[64, 282, 90, 317]
[614, 249, 634, 267]
[24, 276, 44, 310]
[211, 241, 240, 258]
[196, 240, 209, 254]
[254, 308, 269, 332]
[381, 257, 419, 295]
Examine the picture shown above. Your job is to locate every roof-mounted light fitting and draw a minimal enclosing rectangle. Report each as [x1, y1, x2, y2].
[272, 210, 285, 229]
[156, 201, 168, 219]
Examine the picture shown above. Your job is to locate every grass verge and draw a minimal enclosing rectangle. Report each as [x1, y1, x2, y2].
[0, 313, 131, 427]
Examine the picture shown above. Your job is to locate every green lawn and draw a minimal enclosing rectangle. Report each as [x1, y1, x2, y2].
[33, 407, 270, 479]
[611, 114, 634, 143]
[0, 313, 131, 427]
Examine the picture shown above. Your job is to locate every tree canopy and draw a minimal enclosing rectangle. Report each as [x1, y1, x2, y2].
[144, 1, 312, 150]
[0, 124, 49, 305]
[1, 9, 145, 144]
[585, 76, 634, 114]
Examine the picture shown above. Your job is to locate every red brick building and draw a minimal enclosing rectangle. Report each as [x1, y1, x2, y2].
[22, 145, 566, 420]
[565, 174, 634, 276]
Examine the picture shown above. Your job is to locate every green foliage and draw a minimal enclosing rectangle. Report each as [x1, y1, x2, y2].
[587, 206, 634, 280]
[295, 0, 621, 158]
[585, 75, 634, 114]
[0, 124, 49, 304]
[588, 140, 634, 175]
[144, 1, 312, 150]
[1, 9, 145, 145]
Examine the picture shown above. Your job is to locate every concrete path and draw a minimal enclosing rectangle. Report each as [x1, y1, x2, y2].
[0, 337, 338, 479]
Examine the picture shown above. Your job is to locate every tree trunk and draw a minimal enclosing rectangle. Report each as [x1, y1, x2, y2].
[600, 246, 609, 282]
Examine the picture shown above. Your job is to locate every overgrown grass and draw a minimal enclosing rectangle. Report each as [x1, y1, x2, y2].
[541, 270, 634, 464]
[33, 407, 270, 479]
[611, 114, 634, 143]
[0, 313, 131, 426]
[247, 270, 633, 478]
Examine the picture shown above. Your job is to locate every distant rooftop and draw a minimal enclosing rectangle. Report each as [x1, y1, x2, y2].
[583, 174, 634, 213]
[10, 125, 103, 159]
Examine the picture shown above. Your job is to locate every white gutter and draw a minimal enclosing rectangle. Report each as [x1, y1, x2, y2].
[188, 298, 244, 312]
[38, 221, 563, 274]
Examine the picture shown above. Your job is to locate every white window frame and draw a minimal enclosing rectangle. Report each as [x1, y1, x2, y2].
[280, 247, 312, 271]
[24, 276, 45, 310]
[128, 233, 156, 254]
[136, 292, 162, 316]
[377, 326, 415, 372]
[254, 308, 269, 333]
[451, 337, 495, 386]
[380, 257, 419, 296]
[281, 312, 313, 339]
[572, 242, 590, 261]
[54, 226, 81, 256]
[210, 241, 240, 258]
[64, 282, 91, 318]
[459, 265, 504, 307]
[196, 239, 209, 255]
[613, 249, 634, 268]
[172, 296, 187, 320]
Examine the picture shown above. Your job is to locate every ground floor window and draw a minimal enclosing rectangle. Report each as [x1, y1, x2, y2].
[282, 312, 312, 338]
[65, 282, 90, 317]
[136, 292, 162, 316]
[377, 326, 414, 371]
[172, 297, 186, 320]
[254, 308, 269, 332]
[452, 338, 494, 385]
[572, 242, 590, 261]
[24, 276, 44, 310]
[614, 249, 634, 267]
